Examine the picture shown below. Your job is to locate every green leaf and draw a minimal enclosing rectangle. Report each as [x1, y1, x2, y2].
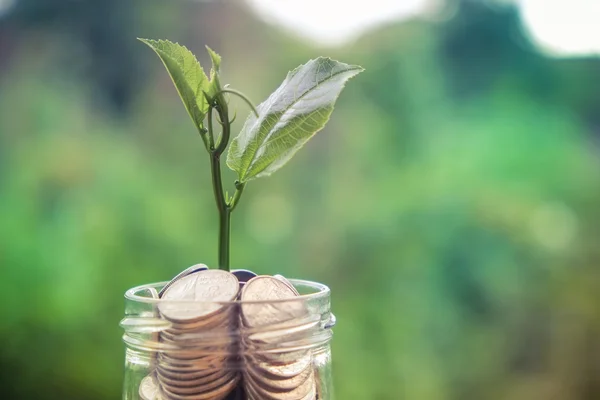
[205, 46, 222, 97]
[206, 46, 221, 77]
[139, 38, 209, 130]
[227, 57, 363, 183]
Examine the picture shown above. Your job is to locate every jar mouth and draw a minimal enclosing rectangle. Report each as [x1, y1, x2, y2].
[124, 278, 330, 305]
[122, 278, 334, 356]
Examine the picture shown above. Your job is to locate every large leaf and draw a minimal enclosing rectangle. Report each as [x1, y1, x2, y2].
[139, 39, 209, 130]
[227, 57, 363, 183]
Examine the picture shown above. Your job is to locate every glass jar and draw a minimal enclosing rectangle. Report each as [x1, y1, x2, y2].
[120, 278, 335, 400]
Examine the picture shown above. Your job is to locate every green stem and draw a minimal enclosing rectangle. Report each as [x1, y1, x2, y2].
[209, 148, 231, 270]
[214, 88, 259, 117]
[206, 104, 216, 151]
[207, 92, 241, 271]
[205, 85, 254, 270]
[218, 206, 231, 270]
[214, 96, 230, 156]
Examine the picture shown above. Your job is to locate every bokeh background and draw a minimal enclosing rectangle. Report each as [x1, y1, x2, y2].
[1, 0, 600, 399]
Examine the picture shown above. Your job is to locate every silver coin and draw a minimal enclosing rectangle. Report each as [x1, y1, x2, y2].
[157, 365, 224, 381]
[157, 354, 226, 367]
[273, 274, 300, 295]
[148, 286, 161, 300]
[159, 264, 209, 298]
[160, 318, 232, 336]
[240, 275, 318, 400]
[159, 269, 239, 321]
[158, 346, 229, 360]
[247, 352, 312, 379]
[246, 359, 313, 391]
[164, 308, 233, 331]
[157, 359, 225, 374]
[245, 368, 316, 400]
[139, 374, 162, 400]
[160, 334, 233, 351]
[161, 371, 235, 395]
[244, 314, 320, 345]
[160, 374, 239, 400]
[240, 276, 307, 329]
[155, 270, 238, 398]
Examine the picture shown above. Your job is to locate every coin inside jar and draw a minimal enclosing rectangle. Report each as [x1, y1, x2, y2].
[240, 276, 317, 400]
[159, 264, 209, 298]
[155, 269, 240, 400]
[139, 373, 163, 400]
[240, 276, 307, 328]
[158, 270, 239, 321]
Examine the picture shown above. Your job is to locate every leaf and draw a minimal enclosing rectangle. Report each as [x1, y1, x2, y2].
[227, 57, 363, 183]
[205, 46, 222, 97]
[139, 38, 209, 130]
[206, 45, 221, 77]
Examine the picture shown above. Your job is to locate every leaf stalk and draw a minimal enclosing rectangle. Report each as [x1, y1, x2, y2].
[214, 88, 259, 117]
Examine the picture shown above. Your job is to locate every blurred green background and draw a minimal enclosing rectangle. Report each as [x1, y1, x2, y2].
[1, 0, 600, 399]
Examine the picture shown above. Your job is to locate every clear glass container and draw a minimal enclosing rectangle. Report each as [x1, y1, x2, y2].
[120, 279, 335, 400]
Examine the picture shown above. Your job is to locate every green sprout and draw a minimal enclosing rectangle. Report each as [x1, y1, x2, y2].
[139, 39, 363, 271]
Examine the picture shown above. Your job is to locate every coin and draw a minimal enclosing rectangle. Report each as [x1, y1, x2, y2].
[159, 269, 239, 321]
[159, 331, 232, 348]
[149, 287, 161, 300]
[245, 314, 320, 344]
[273, 274, 299, 295]
[157, 366, 224, 382]
[160, 374, 239, 400]
[160, 314, 231, 335]
[246, 359, 313, 391]
[159, 264, 209, 297]
[153, 269, 240, 399]
[139, 373, 162, 400]
[157, 358, 225, 374]
[160, 371, 235, 395]
[240, 276, 307, 328]
[245, 368, 316, 400]
[240, 275, 318, 400]
[247, 352, 312, 379]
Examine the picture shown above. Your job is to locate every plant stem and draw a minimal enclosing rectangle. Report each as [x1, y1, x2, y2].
[219, 209, 231, 271]
[214, 97, 230, 156]
[206, 104, 216, 150]
[209, 150, 231, 270]
[214, 88, 259, 117]
[208, 91, 240, 271]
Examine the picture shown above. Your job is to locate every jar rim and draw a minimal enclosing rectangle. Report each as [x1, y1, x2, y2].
[125, 278, 331, 305]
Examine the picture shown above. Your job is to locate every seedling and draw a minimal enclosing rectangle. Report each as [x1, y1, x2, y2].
[140, 39, 363, 271]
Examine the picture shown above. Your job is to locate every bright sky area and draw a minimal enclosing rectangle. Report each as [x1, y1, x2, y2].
[247, 0, 600, 56]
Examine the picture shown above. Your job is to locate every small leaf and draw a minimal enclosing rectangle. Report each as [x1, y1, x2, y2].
[205, 46, 222, 97]
[206, 46, 221, 77]
[227, 57, 363, 182]
[139, 38, 209, 130]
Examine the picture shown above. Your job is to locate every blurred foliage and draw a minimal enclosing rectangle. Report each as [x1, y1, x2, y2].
[1, 0, 600, 399]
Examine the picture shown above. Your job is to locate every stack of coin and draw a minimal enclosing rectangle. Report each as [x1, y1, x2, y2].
[152, 269, 241, 400]
[240, 276, 318, 400]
